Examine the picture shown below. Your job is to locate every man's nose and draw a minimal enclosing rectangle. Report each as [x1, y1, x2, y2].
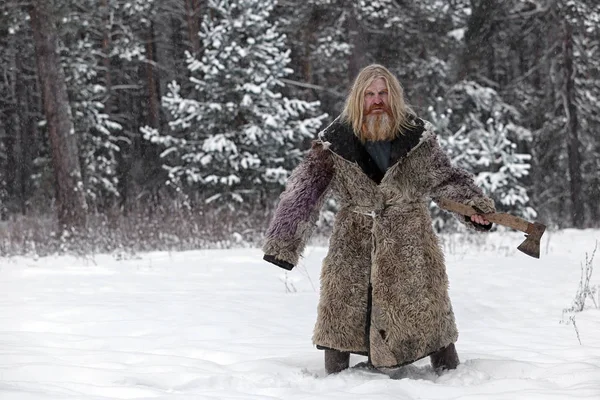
[374, 95, 383, 104]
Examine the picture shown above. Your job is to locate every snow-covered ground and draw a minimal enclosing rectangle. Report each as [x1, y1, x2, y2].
[1, 229, 600, 400]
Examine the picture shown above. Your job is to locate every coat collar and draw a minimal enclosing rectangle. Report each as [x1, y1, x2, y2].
[319, 115, 426, 184]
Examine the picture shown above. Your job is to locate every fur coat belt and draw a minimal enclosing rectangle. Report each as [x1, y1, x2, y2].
[263, 117, 495, 368]
[345, 185, 425, 217]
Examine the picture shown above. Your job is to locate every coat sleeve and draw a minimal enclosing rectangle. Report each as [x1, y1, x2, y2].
[426, 135, 495, 231]
[262, 142, 335, 269]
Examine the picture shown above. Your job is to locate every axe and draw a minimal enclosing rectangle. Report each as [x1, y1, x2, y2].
[435, 197, 546, 259]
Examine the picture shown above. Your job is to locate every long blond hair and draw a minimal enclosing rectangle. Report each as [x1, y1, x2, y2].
[341, 64, 415, 139]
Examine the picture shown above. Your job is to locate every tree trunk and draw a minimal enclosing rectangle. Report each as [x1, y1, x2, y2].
[347, 10, 367, 81]
[154, 0, 178, 101]
[591, 146, 600, 226]
[8, 50, 35, 216]
[142, 23, 166, 207]
[462, 0, 499, 79]
[101, 0, 113, 114]
[6, 50, 24, 215]
[185, 0, 202, 54]
[21, 73, 37, 216]
[562, 19, 584, 228]
[28, 0, 88, 230]
[145, 26, 161, 130]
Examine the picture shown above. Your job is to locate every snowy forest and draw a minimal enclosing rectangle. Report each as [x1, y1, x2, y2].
[0, 0, 599, 255]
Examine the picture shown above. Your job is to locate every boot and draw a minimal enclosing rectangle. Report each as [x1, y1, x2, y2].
[430, 343, 460, 371]
[324, 349, 350, 374]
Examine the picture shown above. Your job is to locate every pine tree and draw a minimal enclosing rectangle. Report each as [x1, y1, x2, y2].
[57, 0, 185, 208]
[0, 3, 42, 216]
[275, 0, 461, 116]
[58, 0, 156, 207]
[429, 80, 535, 229]
[61, 25, 122, 206]
[555, 0, 599, 227]
[574, 2, 600, 225]
[144, 0, 326, 204]
[28, 0, 89, 230]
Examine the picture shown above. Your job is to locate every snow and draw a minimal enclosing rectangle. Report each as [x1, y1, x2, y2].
[447, 28, 465, 41]
[1, 229, 600, 399]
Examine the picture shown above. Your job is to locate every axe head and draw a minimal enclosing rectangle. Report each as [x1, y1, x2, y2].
[517, 222, 546, 259]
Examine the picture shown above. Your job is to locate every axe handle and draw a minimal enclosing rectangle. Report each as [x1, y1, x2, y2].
[435, 198, 530, 233]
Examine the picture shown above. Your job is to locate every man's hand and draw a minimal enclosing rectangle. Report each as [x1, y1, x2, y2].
[470, 214, 490, 226]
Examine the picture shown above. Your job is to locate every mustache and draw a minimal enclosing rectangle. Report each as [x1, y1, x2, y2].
[366, 104, 390, 114]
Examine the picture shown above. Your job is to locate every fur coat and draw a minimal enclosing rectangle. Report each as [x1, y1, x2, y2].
[262, 116, 495, 369]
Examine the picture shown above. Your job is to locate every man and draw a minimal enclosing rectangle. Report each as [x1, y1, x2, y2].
[262, 64, 494, 374]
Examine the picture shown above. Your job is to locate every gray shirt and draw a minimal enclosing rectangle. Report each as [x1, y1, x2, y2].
[364, 140, 392, 173]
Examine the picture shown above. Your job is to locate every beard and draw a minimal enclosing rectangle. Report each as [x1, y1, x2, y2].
[362, 108, 394, 141]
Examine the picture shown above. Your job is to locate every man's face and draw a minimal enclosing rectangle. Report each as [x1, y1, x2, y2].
[363, 78, 389, 116]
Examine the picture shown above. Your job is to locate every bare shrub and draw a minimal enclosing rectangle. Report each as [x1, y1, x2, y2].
[279, 272, 298, 293]
[561, 241, 598, 344]
[0, 200, 273, 258]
